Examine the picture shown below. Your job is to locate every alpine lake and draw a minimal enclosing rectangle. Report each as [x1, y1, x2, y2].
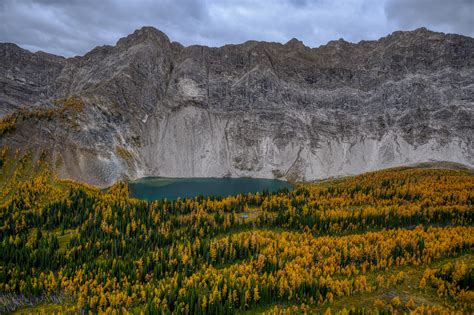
[128, 177, 293, 201]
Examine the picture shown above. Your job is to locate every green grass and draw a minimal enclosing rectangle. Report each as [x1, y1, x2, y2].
[10, 302, 76, 315]
[26, 228, 78, 252]
[317, 253, 473, 312]
[249, 252, 474, 314]
[56, 229, 78, 251]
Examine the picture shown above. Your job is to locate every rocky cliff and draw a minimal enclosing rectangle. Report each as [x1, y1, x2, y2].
[0, 27, 473, 186]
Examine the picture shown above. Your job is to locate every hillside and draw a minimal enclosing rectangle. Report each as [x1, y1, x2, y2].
[1, 27, 473, 187]
[0, 150, 472, 314]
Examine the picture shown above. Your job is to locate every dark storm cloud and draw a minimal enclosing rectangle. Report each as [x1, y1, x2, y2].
[0, 0, 472, 57]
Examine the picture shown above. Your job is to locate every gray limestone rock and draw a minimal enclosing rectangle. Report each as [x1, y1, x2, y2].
[0, 27, 472, 187]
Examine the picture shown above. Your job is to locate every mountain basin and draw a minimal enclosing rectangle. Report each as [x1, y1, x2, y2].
[128, 177, 293, 201]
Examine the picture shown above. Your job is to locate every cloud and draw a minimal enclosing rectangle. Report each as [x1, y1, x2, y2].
[0, 0, 209, 56]
[0, 0, 472, 57]
[385, 0, 474, 37]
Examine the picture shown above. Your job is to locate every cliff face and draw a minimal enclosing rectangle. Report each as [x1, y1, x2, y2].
[0, 27, 473, 186]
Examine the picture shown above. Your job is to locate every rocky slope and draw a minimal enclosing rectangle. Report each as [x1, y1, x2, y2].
[0, 27, 473, 187]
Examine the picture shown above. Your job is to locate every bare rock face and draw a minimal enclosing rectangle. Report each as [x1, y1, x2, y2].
[0, 27, 473, 187]
[0, 43, 65, 115]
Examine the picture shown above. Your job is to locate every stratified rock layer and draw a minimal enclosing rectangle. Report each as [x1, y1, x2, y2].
[0, 27, 473, 186]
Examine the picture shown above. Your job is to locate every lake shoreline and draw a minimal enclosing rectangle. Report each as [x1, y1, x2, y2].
[128, 177, 294, 201]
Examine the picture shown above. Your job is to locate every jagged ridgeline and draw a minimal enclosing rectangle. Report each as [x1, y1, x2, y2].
[0, 149, 473, 313]
[1, 27, 473, 187]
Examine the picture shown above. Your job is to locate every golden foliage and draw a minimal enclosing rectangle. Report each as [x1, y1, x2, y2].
[0, 154, 472, 314]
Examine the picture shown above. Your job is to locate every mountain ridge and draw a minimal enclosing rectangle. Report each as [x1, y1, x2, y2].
[4, 26, 474, 58]
[0, 26, 473, 187]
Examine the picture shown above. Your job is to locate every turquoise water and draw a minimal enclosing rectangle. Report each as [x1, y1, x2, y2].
[128, 177, 293, 201]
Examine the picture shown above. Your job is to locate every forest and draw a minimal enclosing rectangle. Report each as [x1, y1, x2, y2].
[0, 148, 472, 314]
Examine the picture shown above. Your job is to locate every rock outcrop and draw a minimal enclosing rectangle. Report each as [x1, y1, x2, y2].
[0, 27, 473, 186]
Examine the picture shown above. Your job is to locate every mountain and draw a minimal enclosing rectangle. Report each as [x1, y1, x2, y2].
[0, 27, 473, 187]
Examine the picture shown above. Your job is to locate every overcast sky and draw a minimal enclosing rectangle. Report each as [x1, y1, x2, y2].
[1, 0, 473, 57]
